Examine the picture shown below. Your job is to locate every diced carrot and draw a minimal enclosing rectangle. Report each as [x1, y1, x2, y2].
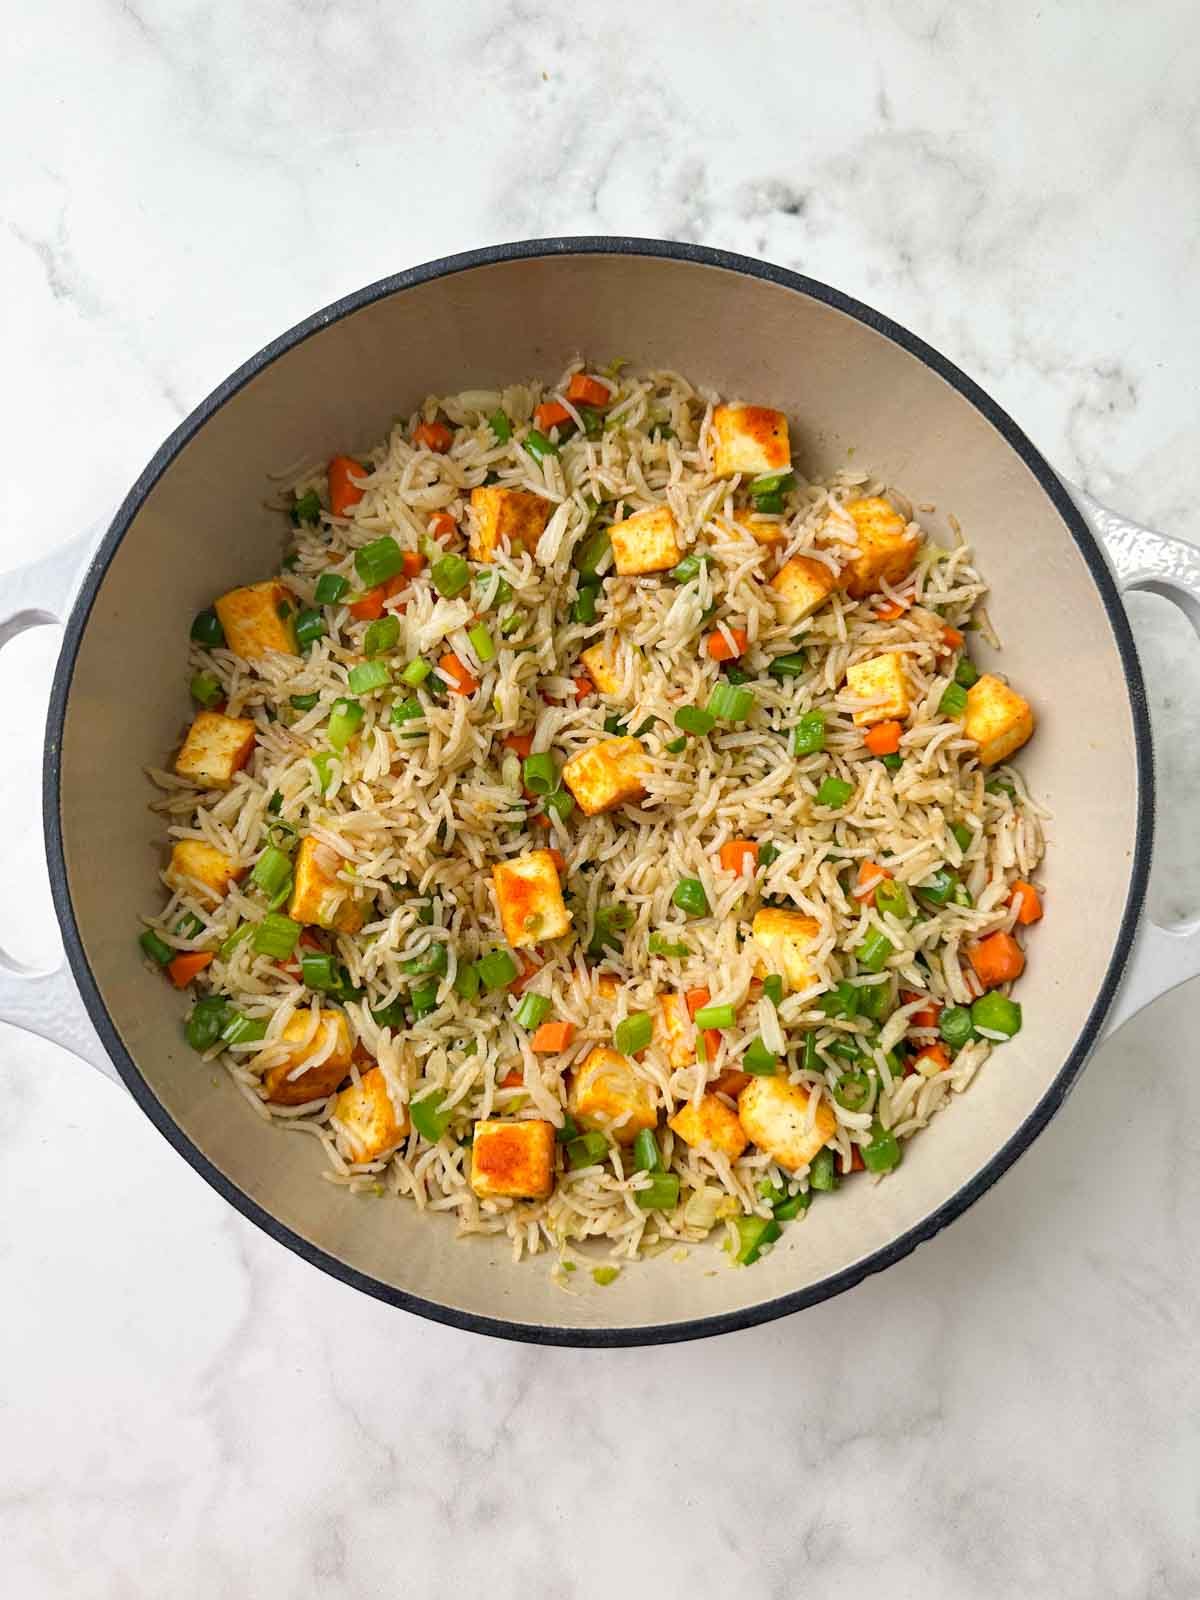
[349, 586, 386, 621]
[167, 951, 213, 989]
[413, 420, 453, 453]
[940, 625, 965, 652]
[573, 673, 594, 701]
[718, 839, 758, 876]
[530, 1020, 576, 1054]
[401, 551, 427, 578]
[705, 627, 749, 662]
[328, 456, 366, 517]
[534, 400, 572, 432]
[864, 720, 903, 756]
[427, 512, 456, 542]
[967, 931, 1025, 988]
[566, 373, 611, 407]
[855, 860, 892, 897]
[901, 989, 942, 1029]
[913, 1044, 951, 1075]
[352, 1038, 376, 1068]
[500, 1066, 524, 1088]
[212, 699, 227, 715]
[684, 987, 722, 1059]
[714, 1067, 752, 1097]
[1009, 881, 1043, 925]
[849, 1146, 866, 1172]
[509, 954, 540, 994]
[299, 929, 324, 951]
[438, 651, 479, 696]
[875, 598, 909, 620]
[546, 848, 567, 874]
[533, 814, 551, 829]
[503, 731, 535, 759]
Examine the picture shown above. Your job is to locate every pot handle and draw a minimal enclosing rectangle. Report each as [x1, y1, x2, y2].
[1068, 484, 1200, 1039]
[0, 533, 122, 1086]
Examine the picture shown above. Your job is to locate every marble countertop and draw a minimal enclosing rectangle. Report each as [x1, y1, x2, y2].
[3, 3, 1199, 1594]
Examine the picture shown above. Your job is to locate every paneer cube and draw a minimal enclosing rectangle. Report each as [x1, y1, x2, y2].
[492, 850, 571, 948]
[333, 1066, 410, 1162]
[561, 736, 648, 816]
[845, 652, 910, 726]
[655, 993, 696, 1069]
[213, 580, 298, 660]
[964, 674, 1035, 766]
[166, 839, 240, 903]
[738, 1077, 838, 1172]
[732, 507, 786, 548]
[668, 1094, 748, 1161]
[771, 554, 841, 624]
[468, 486, 553, 563]
[579, 638, 625, 697]
[596, 975, 621, 1002]
[262, 1009, 353, 1106]
[751, 908, 820, 993]
[470, 1119, 556, 1199]
[609, 506, 681, 576]
[568, 1046, 658, 1144]
[824, 497, 920, 598]
[711, 404, 791, 477]
[288, 835, 367, 934]
[174, 711, 257, 790]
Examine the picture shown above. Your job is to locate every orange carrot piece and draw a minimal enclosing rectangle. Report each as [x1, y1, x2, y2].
[534, 400, 572, 431]
[940, 625, 965, 652]
[572, 672, 594, 701]
[566, 373, 610, 407]
[913, 1043, 951, 1074]
[1010, 881, 1043, 925]
[718, 839, 758, 876]
[500, 1067, 524, 1088]
[438, 651, 479, 696]
[328, 456, 366, 517]
[714, 1067, 752, 1097]
[684, 987, 722, 1059]
[503, 731, 535, 759]
[530, 1020, 576, 1054]
[875, 598, 909, 621]
[967, 931, 1025, 988]
[413, 420, 453, 453]
[349, 586, 386, 621]
[546, 848, 567, 874]
[901, 990, 943, 1029]
[427, 512, 456, 542]
[864, 720, 903, 756]
[167, 951, 213, 989]
[850, 1146, 866, 1172]
[705, 627, 749, 662]
[508, 954, 539, 994]
[855, 860, 892, 896]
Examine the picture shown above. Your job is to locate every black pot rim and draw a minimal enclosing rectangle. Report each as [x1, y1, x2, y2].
[43, 235, 1153, 1348]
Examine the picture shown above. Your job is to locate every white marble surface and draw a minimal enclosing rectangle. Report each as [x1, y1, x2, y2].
[3, 3, 1200, 1594]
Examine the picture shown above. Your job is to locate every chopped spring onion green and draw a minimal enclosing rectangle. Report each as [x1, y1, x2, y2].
[311, 751, 338, 795]
[185, 996, 228, 1051]
[733, 1214, 782, 1264]
[773, 1189, 812, 1221]
[986, 777, 1017, 798]
[300, 951, 337, 990]
[579, 405, 605, 439]
[631, 716, 658, 739]
[752, 490, 785, 514]
[613, 1012, 653, 1054]
[363, 615, 401, 657]
[940, 1005, 975, 1048]
[190, 672, 223, 708]
[139, 928, 173, 966]
[568, 1131, 610, 1170]
[174, 912, 205, 939]
[743, 1036, 778, 1075]
[219, 923, 253, 960]
[633, 1128, 662, 1173]
[592, 1265, 620, 1286]
[499, 610, 524, 637]
[409, 979, 440, 1019]
[452, 962, 481, 1001]
[314, 572, 349, 606]
[190, 608, 224, 648]
[916, 868, 958, 905]
[328, 697, 364, 750]
[575, 529, 612, 577]
[488, 408, 511, 443]
[827, 1037, 861, 1063]
[970, 992, 1022, 1039]
[290, 692, 320, 712]
[950, 821, 974, 853]
[354, 536, 405, 588]
[251, 846, 292, 899]
[220, 1011, 269, 1046]
[410, 1089, 453, 1141]
[390, 698, 425, 731]
[253, 913, 300, 959]
[952, 881, 974, 908]
[648, 933, 689, 957]
[834, 1070, 872, 1111]
[572, 582, 599, 624]
[477, 573, 513, 612]
[749, 469, 796, 498]
[723, 667, 751, 685]
[476, 948, 519, 991]
[802, 1031, 821, 1072]
[393, 661, 429, 693]
[430, 553, 471, 598]
[671, 877, 710, 917]
[522, 752, 558, 795]
[815, 775, 854, 809]
[467, 623, 496, 663]
[706, 681, 754, 722]
[757, 842, 780, 868]
[370, 1000, 407, 1029]
[635, 1172, 680, 1211]
[791, 710, 826, 755]
[768, 651, 808, 680]
[695, 1002, 736, 1030]
[588, 904, 634, 954]
[664, 735, 687, 754]
[556, 1115, 578, 1144]
[856, 929, 894, 973]
[762, 974, 784, 1008]
[267, 790, 284, 816]
[820, 981, 860, 1019]
[292, 488, 322, 526]
[294, 608, 327, 650]
[856, 978, 893, 1021]
[674, 705, 716, 737]
[880, 752, 903, 772]
[523, 428, 559, 462]
[809, 1147, 838, 1191]
[862, 1121, 902, 1173]
[670, 550, 713, 584]
[954, 655, 979, 688]
[347, 660, 391, 695]
[403, 941, 449, 977]
[874, 879, 912, 923]
[543, 788, 575, 822]
[515, 992, 552, 1030]
[939, 682, 968, 718]
[602, 712, 627, 735]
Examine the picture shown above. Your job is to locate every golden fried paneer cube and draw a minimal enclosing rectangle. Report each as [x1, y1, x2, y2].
[561, 736, 648, 816]
[964, 674, 1035, 766]
[333, 1066, 410, 1162]
[288, 835, 367, 934]
[711, 404, 791, 477]
[732, 507, 786, 548]
[668, 1093, 748, 1161]
[568, 1046, 658, 1144]
[262, 1010, 353, 1106]
[492, 850, 571, 948]
[845, 652, 910, 726]
[579, 638, 624, 697]
[596, 975, 621, 1002]
[738, 1077, 837, 1172]
[213, 580, 298, 660]
[751, 908, 820, 993]
[828, 497, 920, 598]
[610, 506, 681, 576]
[174, 711, 257, 790]
[771, 554, 841, 623]
[470, 1119, 556, 1198]
[468, 486, 553, 563]
[166, 839, 240, 903]
[655, 993, 696, 1069]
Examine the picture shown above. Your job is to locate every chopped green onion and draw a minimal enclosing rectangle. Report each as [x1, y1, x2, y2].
[221, 1012, 269, 1046]
[430, 553, 471, 598]
[410, 1089, 452, 1141]
[403, 941, 449, 977]
[749, 469, 796, 497]
[602, 712, 627, 735]
[773, 1189, 812, 1221]
[362, 615, 401, 657]
[664, 736, 687, 754]
[635, 1173, 680, 1211]
[674, 705, 716, 737]
[409, 979, 440, 1019]
[791, 710, 826, 755]
[543, 788, 575, 822]
[827, 1037, 861, 1063]
[523, 428, 559, 462]
[311, 751, 338, 794]
[970, 992, 1022, 1039]
[467, 623, 495, 664]
[251, 846, 292, 899]
[916, 868, 958, 906]
[190, 608, 224, 648]
[328, 697, 364, 751]
[522, 753, 558, 795]
[219, 923, 253, 960]
[762, 974, 784, 1008]
[266, 790, 284, 816]
[592, 1265, 620, 1286]
[874, 880, 912, 923]
[670, 550, 713, 584]
[733, 1214, 782, 1264]
[743, 1036, 778, 1075]
[390, 697, 425, 730]
[633, 1128, 662, 1173]
[579, 405, 605, 439]
[452, 962, 481, 1001]
[821, 981, 860, 1019]
[671, 877, 709, 917]
[488, 408, 511, 443]
[300, 951, 337, 990]
[939, 682, 968, 718]
[856, 929, 894, 973]
[857, 978, 893, 1021]
[809, 1147, 838, 1191]
[354, 536, 405, 587]
[572, 583, 599, 624]
[952, 881, 974, 908]
[648, 934, 689, 957]
[476, 948, 519, 991]
[862, 1121, 902, 1173]
[314, 572, 349, 606]
[396, 662, 429, 693]
[253, 913, 300, 959]
[802, 1030, 821, 1072]
[768, 652, 808, 680]
[834, 1070, 872, 1112]
[139, 928, 174, 966]
[815, 775, 854, 809]
[189, 672, 223, 708]
[293, 488, 322, 526]
[347, 661, 390, 695]
[723, 667, 751, 685]
[631, 716, 658, 739]
[174, 912, 205, 940]
[556, 1115, 579, 1144]
[612, 1011, 653, 1055]
[575, 530, 612, 577]
[499, 610, 524, 637]
[370, 1000, 407, 1030]
[940, 1005, 975, 1048]
[588, 904, 633, 955]
[706, 681, 755, 722]
[185, 996, 228, 1052]
[950, 821, 974, 853]
[758, 842, 780, 868]
[568, 1131, 610, 1170]
[954, 656, 979, 689]
[294, 608, 326, 650]
[695, 1002, 736, 1029]
[477, 573, 513, 612]
[290, 692, 320, 712]
[986, 777, 1017, 798]
[515, 992, 552, 1030]
[881, 752, 903, 771]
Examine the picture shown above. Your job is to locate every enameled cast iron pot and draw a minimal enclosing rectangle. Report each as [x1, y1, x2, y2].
[5, 239, 1199, 1346]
